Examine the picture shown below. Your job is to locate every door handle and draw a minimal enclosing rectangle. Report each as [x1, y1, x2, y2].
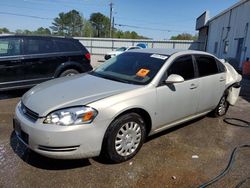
[10, 60, 22, 63]
[190, 83, 198, 89]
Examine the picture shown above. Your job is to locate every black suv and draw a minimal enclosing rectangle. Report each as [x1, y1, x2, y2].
[0, 35, 92, 91]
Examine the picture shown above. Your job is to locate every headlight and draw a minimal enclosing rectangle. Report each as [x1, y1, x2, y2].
[43, 106, 98, 126]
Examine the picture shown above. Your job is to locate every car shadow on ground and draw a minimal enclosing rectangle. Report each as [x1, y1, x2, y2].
[146, 116, 206, 143]
[10, 132, 91, 170]
[0, 89, 29, 100]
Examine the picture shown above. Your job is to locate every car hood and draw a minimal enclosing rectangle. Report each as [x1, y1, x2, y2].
[22, 74, 140, 116]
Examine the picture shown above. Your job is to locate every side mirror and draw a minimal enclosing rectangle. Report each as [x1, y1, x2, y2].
[165, 74, 184, 84]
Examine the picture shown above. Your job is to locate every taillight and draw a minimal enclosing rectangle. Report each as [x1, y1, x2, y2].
[85, 53, 91, 61]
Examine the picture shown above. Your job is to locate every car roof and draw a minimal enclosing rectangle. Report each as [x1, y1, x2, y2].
[129, 48, 212, 56]
[0, 34, 76, 41]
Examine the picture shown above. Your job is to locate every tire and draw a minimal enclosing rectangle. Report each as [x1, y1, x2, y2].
[102, 113, 146, 163]
[59, 69, 79, 77]
[211, 94, 229, 117]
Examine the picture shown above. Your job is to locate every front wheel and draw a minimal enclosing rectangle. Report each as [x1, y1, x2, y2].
[211, 95, 229, 117]
[102, 113, 146, 163]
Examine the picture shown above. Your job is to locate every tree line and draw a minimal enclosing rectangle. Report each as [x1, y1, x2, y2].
[0, 9, 197, 40]
[0, 10, 147, 39]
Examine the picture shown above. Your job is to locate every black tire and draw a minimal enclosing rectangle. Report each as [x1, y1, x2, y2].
[102, 113, 146, 163]
[211, 94, 229, 117]
[59, 69, 79, 77]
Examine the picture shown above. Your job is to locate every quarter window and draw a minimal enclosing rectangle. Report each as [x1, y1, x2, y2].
[195, 55, 219, 77]
[0, 38, 21, 56]
[216, 59, 226, 73]
[167, 55, 195, 80]
[55, 40, 79, 52]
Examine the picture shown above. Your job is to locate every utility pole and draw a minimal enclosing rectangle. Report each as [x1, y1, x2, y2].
[112, 16, 114, 38]
[109, 2, 113, 38]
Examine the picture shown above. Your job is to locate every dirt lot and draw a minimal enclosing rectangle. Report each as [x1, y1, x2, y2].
[0, 56, 250, 188]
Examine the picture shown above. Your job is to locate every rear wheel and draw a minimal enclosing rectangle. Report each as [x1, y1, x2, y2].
[59, 69, 79, 77]
[211, 95, 229, 117]
[102, 113, 146, 163]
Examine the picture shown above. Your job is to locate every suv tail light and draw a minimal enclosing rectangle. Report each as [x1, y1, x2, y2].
[85, 53, 91, 61]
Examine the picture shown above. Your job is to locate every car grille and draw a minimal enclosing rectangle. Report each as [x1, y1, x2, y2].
[20, 102, 39, 122]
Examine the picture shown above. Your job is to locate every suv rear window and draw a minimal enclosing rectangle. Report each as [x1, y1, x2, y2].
[55, 39, 81, 52]
[195, 55, 219, 77]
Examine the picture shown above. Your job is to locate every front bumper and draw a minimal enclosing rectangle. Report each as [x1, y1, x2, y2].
[14, 102, 111, 159]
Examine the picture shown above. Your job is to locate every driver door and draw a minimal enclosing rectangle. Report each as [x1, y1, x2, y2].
[155, 55, 199, 129]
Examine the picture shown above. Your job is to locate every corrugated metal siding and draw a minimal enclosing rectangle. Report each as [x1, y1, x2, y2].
[75, 37, 204, 55]
[206, 0, 250, 69]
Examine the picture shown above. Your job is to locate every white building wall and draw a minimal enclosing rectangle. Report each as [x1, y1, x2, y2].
[206, 0, 250, 69]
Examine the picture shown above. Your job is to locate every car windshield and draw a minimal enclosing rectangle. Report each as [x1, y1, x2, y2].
[116, 47, 127, 51]
[90, 52, 168, 85]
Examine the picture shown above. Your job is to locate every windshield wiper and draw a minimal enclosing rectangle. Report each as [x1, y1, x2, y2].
[89, 71, 134, 84]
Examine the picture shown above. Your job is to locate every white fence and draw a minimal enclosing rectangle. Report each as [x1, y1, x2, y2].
[75, 37, 205, 55]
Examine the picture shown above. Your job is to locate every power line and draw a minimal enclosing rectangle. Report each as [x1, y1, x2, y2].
[0, 11, 53, 20]
[115, 23, 194, 33]
[115, 16, 194, 27]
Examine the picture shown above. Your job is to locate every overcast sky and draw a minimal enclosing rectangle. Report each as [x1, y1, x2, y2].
[0, 0, 239, 39]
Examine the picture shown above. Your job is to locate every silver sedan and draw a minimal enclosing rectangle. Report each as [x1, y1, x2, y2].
[14, 49, 241, 163]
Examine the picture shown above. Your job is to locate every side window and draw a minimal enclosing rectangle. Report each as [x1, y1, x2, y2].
[0, 38, 21, 56]
[55, 40, 79, 52]
[25, 39, 55, 54]
[195, 55, 219, 77]
[167, 55, 195, 80]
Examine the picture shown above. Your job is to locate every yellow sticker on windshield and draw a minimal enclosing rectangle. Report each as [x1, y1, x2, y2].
[136, 69, 150, 78]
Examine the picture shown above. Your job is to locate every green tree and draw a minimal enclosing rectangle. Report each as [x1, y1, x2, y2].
[82, 19, 94, 37]
[89, 12, 110, 37]
[51, 10, 83, 36]
[170, 33, 198, 40]
[113, 30, 124, 38]
[0, 27, 10, 34]
[34, 27, 51, 35]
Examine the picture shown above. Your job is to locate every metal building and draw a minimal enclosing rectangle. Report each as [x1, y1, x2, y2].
[196, 0, 250, 70]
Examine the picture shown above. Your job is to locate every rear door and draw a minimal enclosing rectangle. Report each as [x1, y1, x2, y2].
[194, 55, 226, 113]
[0, 37, 25, 89]
[155, 55, 199, 129]
[23, 37, 58, 82]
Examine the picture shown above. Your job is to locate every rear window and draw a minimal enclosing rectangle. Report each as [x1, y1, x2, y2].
[195, 55, 219, 77]
[24, 39, 55, 54]
[55, 39, 81, 52]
